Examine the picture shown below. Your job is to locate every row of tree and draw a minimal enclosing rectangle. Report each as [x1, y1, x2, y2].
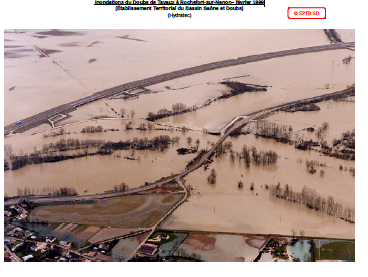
[146, 102, 199, 121]
[81, 125, 104, 133]
[229, 145, 278, 167]
[254, 121, 293, 143]
[113, 182, 129, 192]
[269, 183, 354, 223]
[16, 186, 78, 197]
[6, 135, 181, 171]
[283, 103, 321, 113]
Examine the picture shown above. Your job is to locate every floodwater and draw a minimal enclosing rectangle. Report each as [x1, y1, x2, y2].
[264, 98, 355, 144]
[4, 119, 218, 196]
[156, 49, 354, 131]
[161, 100, 355, 239]
[4, 29, 335, 126]
[111, 233, 148, 261]
[4, 30, 355, 240]
[161, 192, 355, 239]
[287, 240, 312, 262]
[174, 233, 263, 262]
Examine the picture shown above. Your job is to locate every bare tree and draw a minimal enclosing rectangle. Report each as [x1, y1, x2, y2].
[292, 229, 297, 239]
[130, 110, 136, 120]
[120, 108, 126, 118]
[238, 181, 243, 188]
[207, 169, 217, 184]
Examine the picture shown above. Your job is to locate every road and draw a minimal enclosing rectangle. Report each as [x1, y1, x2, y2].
[125, 177, 188, 261]
[4, 243, 22, 262]
[4, 86, 354, 206]
[5, 87, 354, 260]
[4, 182, 163, 205]
[4, 41, 354, 136]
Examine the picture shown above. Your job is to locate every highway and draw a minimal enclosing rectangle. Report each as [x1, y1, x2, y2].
[4, 41, 354, 136]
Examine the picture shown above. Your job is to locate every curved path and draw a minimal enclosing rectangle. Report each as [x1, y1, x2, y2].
[4, 42, 354, 136]
[4, 86, 354, 206]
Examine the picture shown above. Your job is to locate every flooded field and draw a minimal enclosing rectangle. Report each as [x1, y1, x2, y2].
[174, 233, 265, 262]
[161, 127, 355, 239]
[30, 193, 183, 228]
[4, 29, 355, 251]
[13, 221, 101, 248]
[4, 120, 218, 196]
[156, 49, 354, 131]
[5, 29, 334, 126]
[263, 98, 355, 144]
[111, 233, 149, 261]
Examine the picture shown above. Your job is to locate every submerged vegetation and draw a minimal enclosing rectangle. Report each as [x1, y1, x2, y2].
[4, 135, 181, 171]
[269, 183, 355, 223]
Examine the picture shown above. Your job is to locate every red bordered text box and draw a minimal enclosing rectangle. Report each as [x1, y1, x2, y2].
[288, 7, 326, 19]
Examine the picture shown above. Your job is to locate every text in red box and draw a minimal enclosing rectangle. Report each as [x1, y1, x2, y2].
[288, 7, 326, 19]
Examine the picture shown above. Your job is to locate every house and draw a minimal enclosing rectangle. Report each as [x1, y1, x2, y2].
[60, 241, 71, 248]
[11, 242, 24, 252]
[4, 211, 12, 217]
[22, 254, 33, 262]
[9, 227, 25, 238]
[271, 240, 280, 247]
[24, 230, 34, 238]
[98, 243, 110, 252]
[36, 242, 47, 251]
[160, 234, 170, 240]
[46, 236, 56, 243]
[18, 213, 27, 220]
[137, 243, 159, 256]
[30, 235, 37, 240]
[7, 227, 22, 236]
[4, 238, 14, 244]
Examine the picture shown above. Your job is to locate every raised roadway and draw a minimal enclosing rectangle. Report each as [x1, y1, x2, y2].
[4, 85, 354, 206]
[4, 42, 354, 136]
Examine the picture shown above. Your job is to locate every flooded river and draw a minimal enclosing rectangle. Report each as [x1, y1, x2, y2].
[4, 30, 355, 239]
[5, 29, 335, 126]
[4, 119, 217, 197]
[160, 99, 355, 239]
[156, 49, 354, 131]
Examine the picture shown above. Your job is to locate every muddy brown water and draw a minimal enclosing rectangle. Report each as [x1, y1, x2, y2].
[4, 120, 218, 197]
[4, 30, 355, 238]
[4, 29, 337, 126]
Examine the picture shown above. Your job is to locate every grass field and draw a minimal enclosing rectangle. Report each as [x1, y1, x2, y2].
[314, 240, 355, 261]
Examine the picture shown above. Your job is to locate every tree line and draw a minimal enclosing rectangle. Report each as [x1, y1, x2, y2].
[254, 121, 293, 143]
[5, 135, 181, 171]
[146, 102, 199, 121]
[16, 186, 78, 197]
[269, 183, 354, 223]
[229, 144, 278, 167]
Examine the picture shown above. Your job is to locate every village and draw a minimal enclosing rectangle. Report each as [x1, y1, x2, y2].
[4, 202, 354, 262]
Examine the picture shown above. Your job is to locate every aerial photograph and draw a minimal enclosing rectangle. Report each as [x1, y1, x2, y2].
[4, 29, 355, 262]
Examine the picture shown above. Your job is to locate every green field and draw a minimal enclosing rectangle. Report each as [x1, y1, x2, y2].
[314, 240, 355, 261]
